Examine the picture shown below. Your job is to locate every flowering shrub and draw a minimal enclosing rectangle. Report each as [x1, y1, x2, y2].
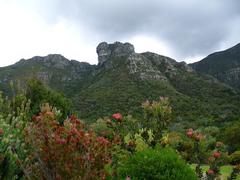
[25, 104, 113, 180]
[185, 128, 229, 179]
[185, 128, 205, 178]
[206, 141, 226, 180]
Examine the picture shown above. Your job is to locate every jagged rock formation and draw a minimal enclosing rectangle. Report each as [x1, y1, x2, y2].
[190, 43, 240, 89]
[1, 41, 240, 127]
[97, 41, 135, 65]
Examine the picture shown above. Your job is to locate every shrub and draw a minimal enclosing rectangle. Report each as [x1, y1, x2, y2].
[229, 151, 240, 165]
[25, 104, 113, 180]
[26, 78, 71, 120]
[142, 97, 172, 140]
[224, 122, 240, 153]
[0, 93, 31, 180]
[117, 148, 197, 180]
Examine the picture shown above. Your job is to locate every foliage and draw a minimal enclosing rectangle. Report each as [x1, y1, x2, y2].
[224, 122, 240, 153]
[24, 105, 113, 179]
[124, 128, 154, 152]
[141, 97, 172, 141]
[228, 165, 240, 180]
[229, 151, 240, 165]
[26, 78, 72, 120]
[0, 92, 31, 180]
[117, 147, 197, 180]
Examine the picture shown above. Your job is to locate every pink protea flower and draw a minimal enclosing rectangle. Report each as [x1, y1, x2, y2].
[112, 113, 123, 121]
[186, 128, 193, 138]
[207, 169, 214, 175]
[0, 128, 4, 135]
[213, 151, 221, 158]
[56, 138, 67, 145]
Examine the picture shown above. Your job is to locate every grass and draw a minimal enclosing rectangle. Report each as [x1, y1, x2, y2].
[191, 164, 240, 180]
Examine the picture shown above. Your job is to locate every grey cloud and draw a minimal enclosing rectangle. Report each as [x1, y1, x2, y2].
[34, 0, 240, 60]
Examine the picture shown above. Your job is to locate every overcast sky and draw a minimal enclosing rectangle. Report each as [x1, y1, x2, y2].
[0, 0, 240, 67]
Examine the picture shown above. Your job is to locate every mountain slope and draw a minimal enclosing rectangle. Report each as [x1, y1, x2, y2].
[190, 43, 240, 89]
[0, 42, 240, 127]
[0, 54, 95, 96]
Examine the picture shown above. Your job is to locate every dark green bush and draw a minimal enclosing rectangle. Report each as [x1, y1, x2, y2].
[229, 151, 240, 165]
[118, 148, 197, 180]
[26, 78, 72, 120]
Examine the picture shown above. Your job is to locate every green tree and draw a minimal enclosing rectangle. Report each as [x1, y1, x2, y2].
[26, 78, 72, 120]
[224, 122, 240, 152]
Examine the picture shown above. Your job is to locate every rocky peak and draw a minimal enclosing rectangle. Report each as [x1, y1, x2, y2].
[96, 41, 135, 65]
[30, 54, 70, 69]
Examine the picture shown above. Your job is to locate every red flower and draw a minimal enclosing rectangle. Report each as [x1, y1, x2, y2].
[186, 131, 193, 138]
[213, 151, 221, 158]
[207, 169, 214, 175]
[112, 113, 123, 121]
[0, 128, 4, 135]
[97, 137, 110, 146]
[70, 127, 79, 135]
[56, 138, 67, 145]
[186, 129, 193, 138]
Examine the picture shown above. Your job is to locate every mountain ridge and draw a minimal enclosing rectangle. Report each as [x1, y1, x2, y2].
[0, 41, 240, 127]
[190, 43, 240, 89]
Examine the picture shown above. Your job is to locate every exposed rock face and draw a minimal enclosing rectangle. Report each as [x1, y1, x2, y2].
[97, 41, 135, 65]
[96, 41, 194, 81]
[127, 53, 169, 81]
[36, 54, 70, 69]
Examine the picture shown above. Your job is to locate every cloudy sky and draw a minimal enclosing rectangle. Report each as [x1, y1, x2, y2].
[0, 0, 240, 67]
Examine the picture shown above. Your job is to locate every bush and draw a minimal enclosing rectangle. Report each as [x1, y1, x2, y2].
[26, 78, 71, 120]
[223, 122, 240, 153]
[117, 148, 197, 180]
[25, 104, 113, 180]
[229, 151, 240, 165]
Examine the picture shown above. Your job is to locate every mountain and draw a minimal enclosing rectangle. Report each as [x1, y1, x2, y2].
[0, 54, 95, 96]
[190, 43, 240, 89]
[1, 42, 240, 127]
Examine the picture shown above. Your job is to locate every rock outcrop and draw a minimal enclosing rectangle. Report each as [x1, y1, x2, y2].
[97, 41, 135, 65]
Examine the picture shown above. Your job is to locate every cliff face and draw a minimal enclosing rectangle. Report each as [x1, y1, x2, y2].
[1, 42, 240, 125]
[190, 43, 240, 89]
